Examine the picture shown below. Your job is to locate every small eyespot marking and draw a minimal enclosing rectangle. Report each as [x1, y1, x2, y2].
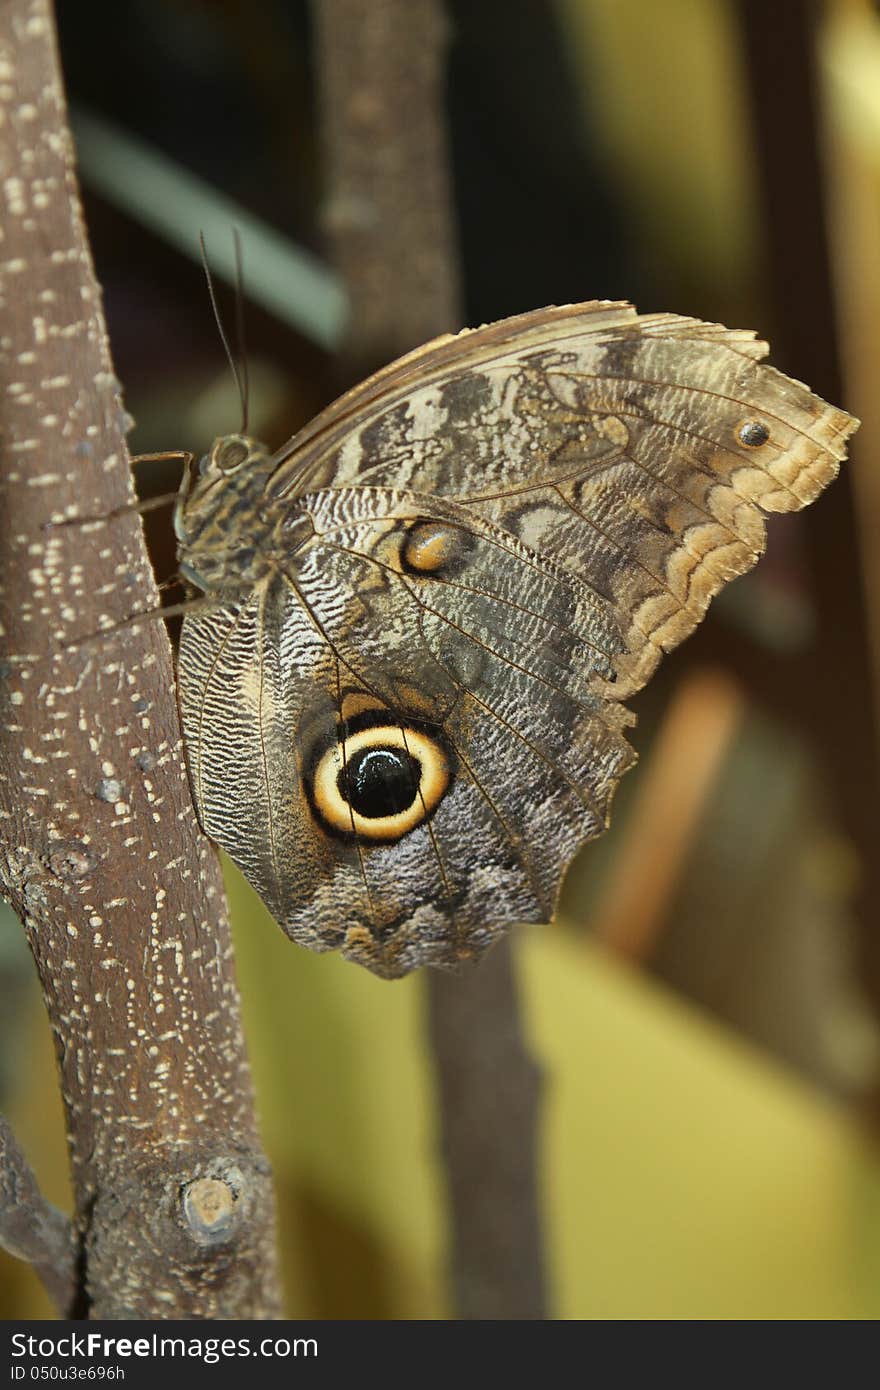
[402, 522, 469, 575]
[739, 421, 770, 448]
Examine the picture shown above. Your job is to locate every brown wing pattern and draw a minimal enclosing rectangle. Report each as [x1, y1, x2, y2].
[274, 302, 856, 698]
[179, 303, 857, 977]
[180, 492, 636, 977]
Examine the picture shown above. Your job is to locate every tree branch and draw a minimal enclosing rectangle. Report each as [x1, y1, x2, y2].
[0, 1115, 77, 1315]
[426, 948, 547, 1318]
[0, 0, 280, 1318]
[314, 0, 462, 374]
[313, 0, 548, 1318]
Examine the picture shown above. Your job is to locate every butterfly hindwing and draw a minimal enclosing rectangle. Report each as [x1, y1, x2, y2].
[180, 491, 634, 976]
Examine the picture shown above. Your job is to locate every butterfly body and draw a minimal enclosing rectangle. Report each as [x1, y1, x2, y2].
[174, 301, 857, 978]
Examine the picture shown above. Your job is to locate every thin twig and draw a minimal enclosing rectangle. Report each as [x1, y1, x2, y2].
[313, 0, 548, 1318]
[426, 949, 547, 1318]
[314, 0, 462, 376]
[0, 1115, 77, 1316]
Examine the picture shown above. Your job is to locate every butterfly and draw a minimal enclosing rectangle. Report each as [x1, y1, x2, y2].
[172, 300, 858, 978]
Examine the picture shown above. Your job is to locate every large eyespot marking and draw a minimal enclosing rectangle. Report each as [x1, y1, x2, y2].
[401, 521, 471, 576]
[309, 717, 451, 841]
[738, 420, 770, 448]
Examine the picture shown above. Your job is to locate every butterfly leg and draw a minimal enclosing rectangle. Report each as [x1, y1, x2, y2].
[43, 452, 195, 530]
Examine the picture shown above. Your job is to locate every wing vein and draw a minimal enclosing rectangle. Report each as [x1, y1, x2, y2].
[316, 538, 608, 720]
[334, 655, 379, 934]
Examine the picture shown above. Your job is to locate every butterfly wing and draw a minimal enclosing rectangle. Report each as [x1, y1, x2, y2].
[180, 303, 858, 977]
[272, 301, 856, 698]
[179, 489, 633, 976]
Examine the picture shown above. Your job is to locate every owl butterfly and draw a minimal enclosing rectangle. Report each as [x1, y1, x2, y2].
[174, 301, 857, 978]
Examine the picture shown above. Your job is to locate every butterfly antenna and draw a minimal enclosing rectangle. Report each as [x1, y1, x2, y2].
[199, 231, 248, 435]
[233, 227, 250, 435]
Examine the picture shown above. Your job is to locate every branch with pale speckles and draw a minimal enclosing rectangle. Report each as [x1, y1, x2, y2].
[0, 0, 280, 1317]
[0, 1115, 78, 1315]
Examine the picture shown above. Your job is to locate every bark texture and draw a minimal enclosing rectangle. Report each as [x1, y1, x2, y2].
[0, 0, 280, 1318]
